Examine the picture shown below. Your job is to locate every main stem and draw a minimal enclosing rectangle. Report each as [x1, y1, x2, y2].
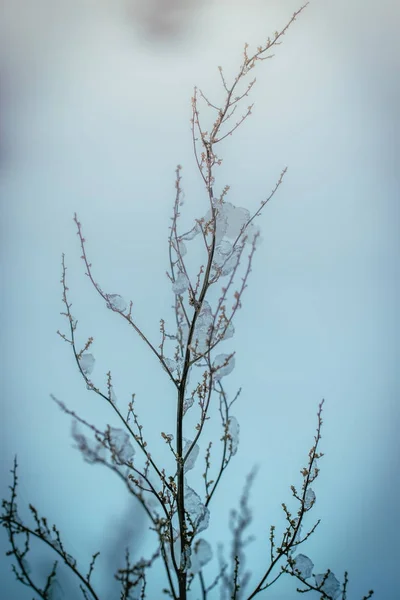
[176, 204, 216, 600]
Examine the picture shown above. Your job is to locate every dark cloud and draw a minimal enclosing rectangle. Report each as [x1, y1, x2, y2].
[126, 0, 206, 42]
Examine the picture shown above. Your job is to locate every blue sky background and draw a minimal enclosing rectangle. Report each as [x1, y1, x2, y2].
[1, 0, 399, 598]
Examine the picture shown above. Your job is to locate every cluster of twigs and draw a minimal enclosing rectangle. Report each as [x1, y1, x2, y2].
[1, 3, 374, 599]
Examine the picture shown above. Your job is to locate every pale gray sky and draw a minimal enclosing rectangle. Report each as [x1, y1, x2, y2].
[1, 1, 399, 598]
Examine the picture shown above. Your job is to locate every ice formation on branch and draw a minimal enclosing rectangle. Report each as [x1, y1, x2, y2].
[109, 385, 117, 405]
[179, 224, 200, 242]
[71, 422, 106, 464]
[106, 294, 127, 312]
[184, 485, 210, 533]
[212, 353, 235, 380]
[20, 558, 31, 575]
[163, 357, 181, 373]
[178, 321, 189, 349]
[183, 438, 199, 472]
[179, 201, 261, 249]
[193, 301, 213, 354]
[212, 240, 241, 277]
[183, 396, 194, 416]
[181, 546, 192, 571]
[227, 416, 239, 455]
[288, 521, 303, 555]
[108, 428, 135, 464]
[79, 353, 95, 375]
[178, 240, 187, 257]
[314, 572, 341, 599]
[293, 554, 314, 579]
[48, 579, 64, 600]
[190, 538, 213, 574]
[201, 202, 251, 245]
[304, 488, 316, 509]
[172, 271, 190, 295]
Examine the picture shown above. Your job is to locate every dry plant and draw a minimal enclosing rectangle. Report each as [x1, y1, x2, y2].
[1, 4, 374, 599]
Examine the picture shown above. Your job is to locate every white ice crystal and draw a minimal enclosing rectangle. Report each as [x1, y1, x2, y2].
[106, 294, 127, 312]
[218, 320, 235, 341]
[72, 423, 106, 464]
[179, 322, 189, 348]
[48, 579, 64, 600]
[108, 428, 135, 464]
[64, 553, 76, 567]
[288, 522, 303, 554]
[178, 240, 187, 257]
[192, 301, 214, 354]
[185, 485, 210, 533]
[79, 353, 95, 375]
[212, 240, 241, 277]
[212, 354, 235, 380]
[221, 203, 251, 240]
[181, 546, 192, 571]
[314, 572, 341, 599]
[190, 539, 213, 574]
[179, 224, 200, 241]
[183, 438, 200, 472]
[293, 554, 314, 579]
[109, 385, 117, 405]
[304, 488, 316, 510]
[178, 202, 260, 251]
[244, 222, 262, 246]
[163, 358, 180, 373]
[227, 416, 239, 455]
[183, 396, 194, 416]
[21, 558, 31, 575]
[172, 271, 190, 295]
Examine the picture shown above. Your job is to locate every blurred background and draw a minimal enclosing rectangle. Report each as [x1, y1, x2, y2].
[1, 0, 399, 598]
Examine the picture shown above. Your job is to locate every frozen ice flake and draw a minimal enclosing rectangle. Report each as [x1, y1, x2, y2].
[212, 240, 241, 277]
[180, 224, 200, 241]
[220, 203, 250, 240]
[185, 485, 210, 533]
[79, 353, 95, 375]
[108, 428, 135, 464]
[48, 579, 64, 600]
[172, 271, 190, 295]
[178, 240, 187, 257]
[190, 539, 213, 574]
[72, 423, 106, 464]
[183, 438, 199, 472]
[216, 239, 232, 256]
[245, 222, 262, 246]
[21, 558, 31, 575]
[51, 540, 63, 553]
[222, 320, 235, 340]
[183, 397, 194, 416]
[192, 301, 214, 353]
[181, 546, 192, 571]
[289, 522, 302, 554]
[304, 488, 316, 509]
[164, 358, 179, 373]
[179, 322, 189, 348]
[109, 385, 117, 405]
[106, 294, 127, 312]
[314, 572, 340, 599]
[214, 319, 234, 342]
[201, 207, 228, 244]
[228, 416, 239, 455]
[65, 553, 76, 567]
[212, 354, 235, 380]
[293, 554, 314, 579]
